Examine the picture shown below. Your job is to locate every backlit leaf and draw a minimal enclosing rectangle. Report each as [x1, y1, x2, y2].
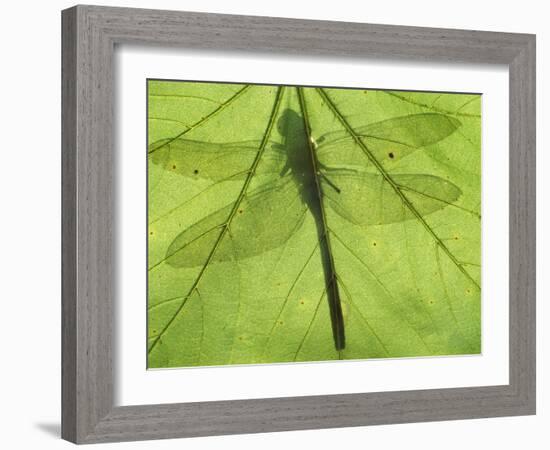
[147, 81, 481, 367]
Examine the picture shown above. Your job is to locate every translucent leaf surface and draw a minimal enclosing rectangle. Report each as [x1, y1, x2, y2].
[147, 81, 481, 367]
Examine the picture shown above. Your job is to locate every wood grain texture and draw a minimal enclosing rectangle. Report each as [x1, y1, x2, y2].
[61, 7, 77, 442]
[61, 4, 536, 444]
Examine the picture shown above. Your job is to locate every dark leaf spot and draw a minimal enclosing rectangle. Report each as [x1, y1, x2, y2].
[388, 152, 395, 159]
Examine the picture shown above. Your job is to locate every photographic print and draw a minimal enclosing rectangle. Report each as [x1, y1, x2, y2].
[147, 80, 481, 369]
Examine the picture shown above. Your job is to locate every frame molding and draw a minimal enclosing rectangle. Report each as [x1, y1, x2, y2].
[61, 5, 536, 443]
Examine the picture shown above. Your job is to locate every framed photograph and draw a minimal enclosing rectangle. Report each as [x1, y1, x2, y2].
[62, 4, 536, 444]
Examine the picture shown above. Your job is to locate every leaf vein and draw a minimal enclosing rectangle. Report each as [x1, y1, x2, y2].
[318, 88, 480, 291]
[148, 87, 284, 355]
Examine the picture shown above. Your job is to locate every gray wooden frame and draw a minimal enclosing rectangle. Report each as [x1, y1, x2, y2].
[61, 4, 536, 444]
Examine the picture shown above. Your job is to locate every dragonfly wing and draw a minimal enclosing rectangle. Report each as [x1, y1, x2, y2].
[316, 113, 461, 168]
[165, 177, 308, 268]
[323, 169, 462, 225]
[149, 138, 286, 181]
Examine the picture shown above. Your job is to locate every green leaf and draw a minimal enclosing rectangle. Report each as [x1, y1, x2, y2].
[147, 81, 481, 368]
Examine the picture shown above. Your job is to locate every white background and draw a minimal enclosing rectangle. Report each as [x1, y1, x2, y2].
[117, 48, 509, 405]
[0, 0, 546, 449]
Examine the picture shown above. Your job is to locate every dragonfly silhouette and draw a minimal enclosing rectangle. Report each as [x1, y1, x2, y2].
[149, 87, 463, 352]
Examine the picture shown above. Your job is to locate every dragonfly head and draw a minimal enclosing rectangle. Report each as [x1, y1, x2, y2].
[277, 109, 304, 141]
[276, 109, 313, 178]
